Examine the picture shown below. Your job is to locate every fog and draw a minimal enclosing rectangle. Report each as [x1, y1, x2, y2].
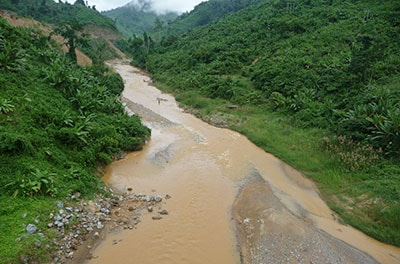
[60, 0, 206, 13]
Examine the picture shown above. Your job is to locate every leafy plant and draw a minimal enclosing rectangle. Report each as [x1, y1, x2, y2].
[18, 168, 58, 197]
[0, 99, 15, 114]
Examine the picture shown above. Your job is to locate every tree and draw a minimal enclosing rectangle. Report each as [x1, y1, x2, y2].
[74, 0, 86, 7]
[55, 20, 85, 63]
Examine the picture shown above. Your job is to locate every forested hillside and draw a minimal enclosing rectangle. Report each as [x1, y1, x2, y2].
[0, 0, 122, 63]
[163, 0, 262, 34]
[139, 0, 400, 158]
[0, 15, 149, 262]
[103, 3, 178, 38]
[127, 0, 400, 245]
[0, 0, 116, 28]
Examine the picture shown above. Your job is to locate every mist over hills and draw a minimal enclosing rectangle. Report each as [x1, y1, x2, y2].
[103, 0, 178, 37]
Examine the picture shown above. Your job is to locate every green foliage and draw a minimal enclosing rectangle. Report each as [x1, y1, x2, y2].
[55, 19, 85, 63]
[134, 0, 400, 158]
[0, 32, 27, 71]
[0, 196, 55, 263]
[0, 99, 15, 114]
[0, 17, 150, 262]
[102, 4, 178, 38]
[0, 18, 150, 197]
[18, 168, 58, 197]
[323, 135, 382, 172]
[162, 0, 262, 35]
[0, 0, 117, 30]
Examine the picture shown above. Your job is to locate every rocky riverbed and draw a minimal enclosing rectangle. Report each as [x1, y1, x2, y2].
[18, 187, 171, 264]
[233, 171, 379, 264]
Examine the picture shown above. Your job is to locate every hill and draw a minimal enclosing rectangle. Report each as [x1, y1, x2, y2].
[0, 0, 116, 29]
[128, 0, 400, 246]
[162, 0, 262, 34]
[103, 1, 178, 38]
[0, 0, 123, 63]
[0, 11, 150, 263]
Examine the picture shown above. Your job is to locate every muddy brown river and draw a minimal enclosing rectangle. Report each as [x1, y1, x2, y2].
[86, 61, 400, 264]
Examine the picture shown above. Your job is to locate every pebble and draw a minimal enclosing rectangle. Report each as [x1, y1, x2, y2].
[26, 224, 37, 234]
[97, 222, 104, 229]
[152, 214, 162, 220]
[159, 209, 169, 215]
[41, 190, 168, 263]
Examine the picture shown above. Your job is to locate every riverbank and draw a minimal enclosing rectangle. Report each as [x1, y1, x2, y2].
[152, 76, 400, 248]
[82, 61, 400, 264]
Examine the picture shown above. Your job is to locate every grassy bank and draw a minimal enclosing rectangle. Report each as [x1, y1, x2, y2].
[124, 0, 400, 247]
[154, 84, 400, 246]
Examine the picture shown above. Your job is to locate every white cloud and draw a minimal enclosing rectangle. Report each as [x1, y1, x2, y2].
[60, 0, 206, 12]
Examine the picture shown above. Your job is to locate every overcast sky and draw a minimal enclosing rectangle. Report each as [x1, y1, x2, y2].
[62, 0, 206, 13]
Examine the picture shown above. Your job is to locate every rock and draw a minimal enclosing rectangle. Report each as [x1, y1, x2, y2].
[152, 214, 162, 220]
[47, 223, 54, 228]
[100, 208, 110, 215]
[165, 194, 172, 199]
[110, 200, 119, 207]
[57, 201, 64, 208]
[128, 206, 135, 211]
[34, 241, 41, 248]
[97, 222, 104, 229]
[26, 224, 37, 234]
[159, 209, 169, 215]
[127, 187, 133, 192]
[147, 206, 153, 212]
[71, 192, 81, 200]
[226, 104, 239, 110]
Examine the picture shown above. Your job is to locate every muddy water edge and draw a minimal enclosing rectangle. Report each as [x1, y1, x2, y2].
[84, 61, 400, 264]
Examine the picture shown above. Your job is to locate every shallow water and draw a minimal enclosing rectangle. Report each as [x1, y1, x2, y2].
[87, 61, 400, 264]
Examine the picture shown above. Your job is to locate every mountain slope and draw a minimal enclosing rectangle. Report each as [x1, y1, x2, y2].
[129, 0, 400, 246]
[0, 0, 116, 29]
[0, 15, 150, 262]
[0, 0, 123, 62]
[103, 2, 178, 38]
[163, 0, 262, 34]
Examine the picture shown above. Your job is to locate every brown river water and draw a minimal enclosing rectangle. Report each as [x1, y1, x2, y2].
[86, 61, 400, 264]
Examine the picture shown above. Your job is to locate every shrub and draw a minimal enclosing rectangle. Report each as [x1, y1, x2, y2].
[323, 135, 382, 172]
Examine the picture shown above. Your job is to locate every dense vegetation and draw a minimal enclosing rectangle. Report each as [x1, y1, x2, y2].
[103, 3, 178, 38]
[163, 0, 261, 34]
[0, 0, 117, 29]
[126, 0, 400, 245]
[0, 17, 149, 262]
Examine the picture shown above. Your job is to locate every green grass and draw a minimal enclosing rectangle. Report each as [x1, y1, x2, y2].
[152, 80, 400, 246]
[0, 197, 56, 263]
